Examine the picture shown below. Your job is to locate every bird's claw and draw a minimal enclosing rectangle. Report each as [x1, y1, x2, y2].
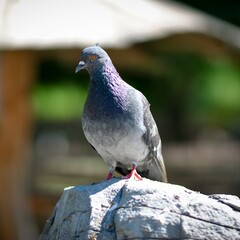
[122, 170, 143, 181]
[106, 172, 113, 180]
[122, 163, 143, 181]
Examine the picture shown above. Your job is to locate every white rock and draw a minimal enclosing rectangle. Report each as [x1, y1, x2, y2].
[40, 178, 240, 240]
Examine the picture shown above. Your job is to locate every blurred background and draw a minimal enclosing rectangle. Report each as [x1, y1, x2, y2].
[0, 0, 240, 239]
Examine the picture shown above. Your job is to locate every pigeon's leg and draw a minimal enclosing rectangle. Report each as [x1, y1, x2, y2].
[106, 166, 115, 180]
[122, 162, 143, 181]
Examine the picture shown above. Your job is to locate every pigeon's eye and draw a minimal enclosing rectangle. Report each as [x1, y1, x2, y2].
[89, 55, 97, 61]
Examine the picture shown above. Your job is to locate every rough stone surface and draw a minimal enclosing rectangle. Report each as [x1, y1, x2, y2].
[40, 178, 240, 240]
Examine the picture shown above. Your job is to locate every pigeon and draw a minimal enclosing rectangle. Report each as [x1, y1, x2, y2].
[75, 45, 167, 182]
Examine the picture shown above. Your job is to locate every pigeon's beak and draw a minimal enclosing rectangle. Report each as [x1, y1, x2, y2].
[75, 61, 85, 73]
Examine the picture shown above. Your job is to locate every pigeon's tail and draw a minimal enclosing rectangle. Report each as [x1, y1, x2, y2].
[141, 155, 168, 182]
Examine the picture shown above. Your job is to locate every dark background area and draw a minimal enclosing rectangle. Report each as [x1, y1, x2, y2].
[175, 0, 240, 27]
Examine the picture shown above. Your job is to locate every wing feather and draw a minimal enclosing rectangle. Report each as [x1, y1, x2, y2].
[141, 96, 167, 182]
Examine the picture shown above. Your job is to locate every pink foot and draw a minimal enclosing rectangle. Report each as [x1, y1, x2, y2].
[106, 172, 113, 180]
[122, 163, 143, 181]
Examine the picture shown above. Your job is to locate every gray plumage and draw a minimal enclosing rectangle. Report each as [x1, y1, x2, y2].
[75, 45, 167, 182]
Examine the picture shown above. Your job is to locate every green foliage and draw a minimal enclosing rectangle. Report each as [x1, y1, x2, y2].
[189, 59, 240, 126]
[32, 83, 87, 121]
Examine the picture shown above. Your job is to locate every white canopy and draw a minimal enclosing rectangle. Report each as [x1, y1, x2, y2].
[0, 0, 240, 49]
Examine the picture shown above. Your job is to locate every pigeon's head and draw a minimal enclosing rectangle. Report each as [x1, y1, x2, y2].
[75, 45, 111, 73]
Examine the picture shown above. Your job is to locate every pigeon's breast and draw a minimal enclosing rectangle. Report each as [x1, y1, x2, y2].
[82, 114, 148, 167]
[82, 90, 149, 167]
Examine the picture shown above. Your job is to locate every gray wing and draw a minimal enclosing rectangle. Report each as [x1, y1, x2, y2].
[140, 96, 167, 182]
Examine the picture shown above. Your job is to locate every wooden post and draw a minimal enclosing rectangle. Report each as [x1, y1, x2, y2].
[0, 50, 37, 240]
